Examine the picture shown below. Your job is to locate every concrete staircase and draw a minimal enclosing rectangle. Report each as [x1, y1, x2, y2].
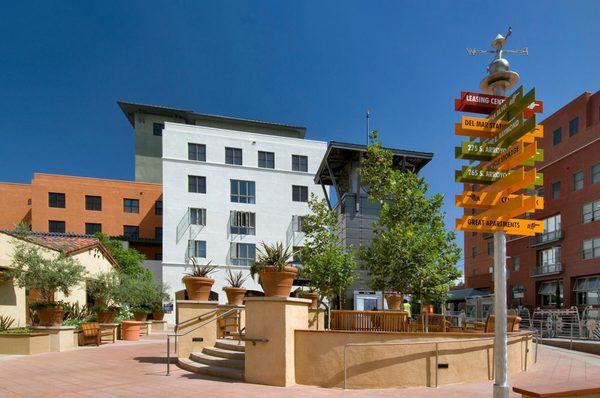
[178, 339, 245, 381]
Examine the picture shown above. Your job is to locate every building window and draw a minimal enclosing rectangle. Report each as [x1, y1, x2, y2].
[574, 277, 600, 305]
[592, 163, 600, 184]
[230, 243, 255, 266]
[487, 240, 494, 256]
[153, 122, 164, 136]
[472, 268, 478, 276]
[123, 225, 139, 238]
[155, 201, 163, 215]
[471, 246, 477, 258]
[536, 187, 544, 197]
[188, 175, 206, 193]
[292, 246, 303, 264]
[85, 223, 101, 235]
[552, 127, 562, 146]
[188, 143, 206, 161]
[188, 240, 207, 258]
[230, 211, 256, 235]
[294, 215, 306, 233]
[225, 147, 242, 165]
[48, 192, 65, 208]
[258, 151, 275, 169]
[292, 185, 308, 202]
[513, 256, 520, 272]
[155, 253, 163, 261]
[488, 266, 493, 274]
[85, 195, 101, 211]
[543, 214, 561, 233]
[539, 247, 561, 267]
[123, 198, 140, 213]
[190, 208, 207, 225]
[573, 171, 584, 191]
[155, 227, 162, 240]
[48, 220, 65, 233]
[583, 237, 600, 260]
[551, 181, 561, 200]
[569, 117, 579, 136]
[292, 155, 308, 172]
[230, 180, 255, 203]
[583, 200, 600, 224]
[538, 281, 563, 307]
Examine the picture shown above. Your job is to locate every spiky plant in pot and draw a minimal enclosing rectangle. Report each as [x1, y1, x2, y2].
[182, 259, 217, 301]
[223, 268, 249, 306]
[250, 241, 297, 297]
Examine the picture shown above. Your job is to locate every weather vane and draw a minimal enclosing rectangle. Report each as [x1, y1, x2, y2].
[466, 27, 527, 95]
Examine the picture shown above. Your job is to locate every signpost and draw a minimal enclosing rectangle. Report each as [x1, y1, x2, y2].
[458, 28, 543, 398]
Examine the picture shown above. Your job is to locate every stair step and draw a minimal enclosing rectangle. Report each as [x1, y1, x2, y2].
[215, 339, 245, 353]
[178, 358, 244, 381]
[203, 346, 245, 360]
[190, 352, 245, 370]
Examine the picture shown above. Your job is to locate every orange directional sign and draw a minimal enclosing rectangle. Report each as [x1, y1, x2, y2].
[479, 167, 539, 194]
[482, 141, 537, 171]
[455, 216, 543, 236]
[456, 192, 543, 210]
[478, 195, 543, 219]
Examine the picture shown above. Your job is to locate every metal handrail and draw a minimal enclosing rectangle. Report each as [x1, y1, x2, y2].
[166, 307, 242, 375]
[342, 332, 534, 389]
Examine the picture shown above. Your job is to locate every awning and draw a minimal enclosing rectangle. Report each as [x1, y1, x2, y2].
[538, 281, 563, 295]
[573, 276, 600, 292]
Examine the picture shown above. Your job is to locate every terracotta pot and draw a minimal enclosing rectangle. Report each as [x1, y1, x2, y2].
[98, 310, 117, 324]
[133, 312, 148, 322]
[259, 266, 298, 297]
[385, 293, 403, 311]
[121, 321, 141, 341]
[152, 311, 165, 321]
[37, 306, 64, 326]
[299, 292, 319, 309]
[182, 277, 215, 300]
[224, 287, 247, 306]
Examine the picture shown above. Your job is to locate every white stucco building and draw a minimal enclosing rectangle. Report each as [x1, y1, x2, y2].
[161, 121, 327, 322]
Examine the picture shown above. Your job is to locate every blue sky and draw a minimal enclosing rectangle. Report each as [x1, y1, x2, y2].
[2, 1, 600, 269]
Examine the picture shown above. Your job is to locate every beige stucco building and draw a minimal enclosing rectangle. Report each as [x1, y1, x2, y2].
[0, 231, 118, 327]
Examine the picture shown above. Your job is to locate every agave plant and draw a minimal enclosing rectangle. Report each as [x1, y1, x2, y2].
[224, 268, 249, 288]
[250, 241, 293, 278]
[185, 258, 217, 278]
[0, 315, 15, 331]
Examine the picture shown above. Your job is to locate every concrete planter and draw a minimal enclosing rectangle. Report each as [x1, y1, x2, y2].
[298, 292, 319, 309]
[31, 326, 76, 352]
[0, 333, 50, 355]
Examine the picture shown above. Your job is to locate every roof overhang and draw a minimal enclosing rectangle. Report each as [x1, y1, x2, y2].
[117, 101, 306, 138]
[315, 141, 433, 186]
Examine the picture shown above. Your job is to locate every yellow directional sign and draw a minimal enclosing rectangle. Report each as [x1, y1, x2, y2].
[455, 216, 543, 236]
[456, 192, 543, 210]
[482, 141, 538, 171]
[478, 195, 543, 219]
[456, 120, 543, 139]
[479, 167, 539, 194]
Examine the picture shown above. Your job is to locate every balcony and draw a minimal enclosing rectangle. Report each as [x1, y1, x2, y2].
[529, 229, 563, 247]
[531, 262, 563, 277]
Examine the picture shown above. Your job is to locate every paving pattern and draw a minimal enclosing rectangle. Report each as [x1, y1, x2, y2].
[0, 333, 599, 398]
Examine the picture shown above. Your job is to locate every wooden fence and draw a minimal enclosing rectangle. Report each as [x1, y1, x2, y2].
[331, 310, 409, 332]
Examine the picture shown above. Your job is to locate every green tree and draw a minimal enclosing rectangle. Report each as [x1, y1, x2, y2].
[8, 239, 86, 305]
[359, 133, 461, 305]
[299, 195, 356, 309]
[95, 233, 150, 279]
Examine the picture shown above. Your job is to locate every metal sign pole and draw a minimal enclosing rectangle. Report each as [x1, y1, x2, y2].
[467, 27, 528, 398]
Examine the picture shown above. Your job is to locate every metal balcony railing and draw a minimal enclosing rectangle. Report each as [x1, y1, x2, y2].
[531, 262, 563, 277]
[529, 230, 563, 247]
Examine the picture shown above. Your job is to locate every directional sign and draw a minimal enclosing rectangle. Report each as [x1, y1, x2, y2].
[483, 115, 537, 148]
[488, 87, 536, 122]
[478, 167, 540, 194]
[460, 116, 543, 135]
[455, 216, 543, 236]
[455, 165, 543, 186]
[456, 191, 543, 210]
[488, 86, 523, 121]
[482, 141, 537, 171]
[478, 195, 543, 219]
[454, 90, 543, 117]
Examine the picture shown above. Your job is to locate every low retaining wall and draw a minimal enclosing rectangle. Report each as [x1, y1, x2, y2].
[294, 330, 534, 389]
[0, 333, 50, 355]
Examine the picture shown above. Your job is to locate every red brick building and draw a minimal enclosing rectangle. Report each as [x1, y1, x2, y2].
[464, 90, 600, 309]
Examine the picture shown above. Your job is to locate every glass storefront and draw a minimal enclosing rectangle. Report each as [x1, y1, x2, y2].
[574, 276, 600, 306]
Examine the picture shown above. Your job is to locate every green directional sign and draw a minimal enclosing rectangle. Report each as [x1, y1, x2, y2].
[484, 115, 536, 148]
[489, 86, 536, 122]
[523, 149, 544, 166]
[455, 166, 543, 186]
[489, 86, 523, 121]
[455, 141, 504, 161]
